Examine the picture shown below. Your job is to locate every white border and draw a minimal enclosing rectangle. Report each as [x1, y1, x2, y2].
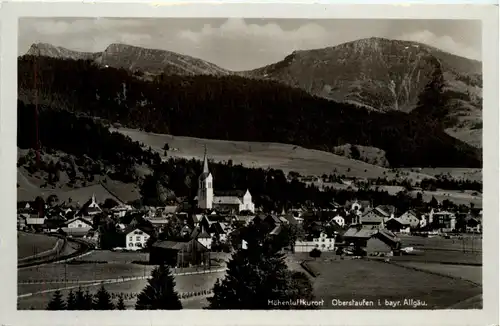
[0, 3, 498, 326]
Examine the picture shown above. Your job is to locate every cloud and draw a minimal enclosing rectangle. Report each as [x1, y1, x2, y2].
[397, 30, 481, 61]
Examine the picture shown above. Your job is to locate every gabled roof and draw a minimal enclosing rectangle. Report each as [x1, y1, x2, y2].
[213, 196, 242, 205]
[269, 225, 282, 236]
[385, 217, 410, 227]
[342, 226, 378, 239]
[360, 209, 385, 224]
[214, 190, 246, 198]
[123, 224, 155, 236]
[64, 216, 93, 227]
[75, 194, 102, 217]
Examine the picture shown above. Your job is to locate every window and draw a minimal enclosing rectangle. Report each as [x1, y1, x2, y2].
[128, 243, 134, 247]
[77, 224, 82, 228]
[136, 236, 141, 241]
[129, 236, 133, 241]
[136, 243, 143, 248]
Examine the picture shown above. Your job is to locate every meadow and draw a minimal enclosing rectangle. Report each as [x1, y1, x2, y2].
[111, 127, 432, 180]
[17, 270, 226, 310]
[394, 261, 482, 285]
[17, 232, 60, 259]
[305, 259, 481, 309]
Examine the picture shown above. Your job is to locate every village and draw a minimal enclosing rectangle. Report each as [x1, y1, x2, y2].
[18, 151, 483, 265]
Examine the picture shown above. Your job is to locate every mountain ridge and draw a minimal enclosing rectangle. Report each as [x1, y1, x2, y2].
[22, 37, 483, 148]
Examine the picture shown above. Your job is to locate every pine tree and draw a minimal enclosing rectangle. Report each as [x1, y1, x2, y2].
[74, 287, 86, 309]
[93, 286, 115, 310]
[116, 294, 126, 310]
[66, 290, 77, 310]
[207, 223, 314, 309]
[135, 264, 182, 310]
[83, 290, 93, 310]
[46, 290, 66, 310]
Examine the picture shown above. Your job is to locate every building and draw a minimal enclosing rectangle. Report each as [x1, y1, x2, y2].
[59, 216, 94, 237]
[343, 226, 400, 256]
[330, 214, 345, 227]
[431, 211, 457, 232]
[124, 225, 154, 251]
[385, 218, 411, 234]
[191, 227, 213, 250]
[75, 194, 102, 217]
[398, 210, 420, 228]
[360, 208, 386, 230]
[196, 148, 255, 213]
[149, 239, 209, 267]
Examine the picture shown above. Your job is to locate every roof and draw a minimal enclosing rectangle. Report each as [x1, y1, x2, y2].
[269, 225, 282, 236]
[59, 227, 91, 237]
[214, 190, 246, 198]
[376, 229, 401, 245]
[265, 214, 281, 224]
[399, 210, 418, 219]
[385, 217, 410, 227]
[75, 195, 102, 217]
[199, 172, 211, 181]
[123, 224, 155, 236]
[26, 217, 46, 225]
[376, 205, 396, 216]
[360, 209, 385, 224]
[343, 226, 378, 239]
[373, 206, 391, 217]
[213, 196, 242, 205]
[65, 217, 93, 227]
[191, 226, 212, 239]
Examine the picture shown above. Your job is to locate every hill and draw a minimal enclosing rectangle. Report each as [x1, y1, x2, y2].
[242, 37, 482, 147]
[18, 56, 481, 169]
[26, 42, 229, 76]
[112, 127, 434, 180]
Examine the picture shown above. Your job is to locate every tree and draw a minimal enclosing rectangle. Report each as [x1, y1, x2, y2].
[83, 290, 94, 310]
[116, 294, 126, 310]
[429, 196, 439, 208]
[287, 271, 315, 307]
[135, 264, 182, 310]
[350, 145, 361, 160]
[93, 286, 115, 310]
[102, 198, 120, 209]
[66, 290, 77, 310]
[163, 143, 170, 151]
[309, 248, 322, 258]
[74, 287, 86, 309]
[207, 223, 314, 309]
[47, 290, 66, 310]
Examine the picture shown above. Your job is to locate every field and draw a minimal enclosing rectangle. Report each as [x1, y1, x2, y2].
[17, 232, 59, 259]
[394, 262, 481, 284]
[111, 127, 433, 180]
[400, 167, 483, 182]
[17, 167, 141, 204]
[398, 234, 482, 252]
[17, 269, 226, 310]
[302, 259, 481, 309]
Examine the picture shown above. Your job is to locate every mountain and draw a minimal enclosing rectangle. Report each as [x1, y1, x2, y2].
[25, 42, 230, 76]
[17, 56, 481, 169]
[242, 37, 483, 148]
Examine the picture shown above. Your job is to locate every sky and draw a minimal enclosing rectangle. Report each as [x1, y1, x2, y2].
[19, 18, 482, 71]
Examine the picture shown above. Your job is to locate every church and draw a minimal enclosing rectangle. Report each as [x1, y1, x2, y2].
[196, 149, 255, 213]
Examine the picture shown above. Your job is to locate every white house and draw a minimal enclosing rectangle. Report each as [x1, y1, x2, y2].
[65, 217, 93, 229]
[124, 226, 152, 251]
[196, 148, 255, 213]
[295, 231, 336, 252]
[331, 214, 345, 227]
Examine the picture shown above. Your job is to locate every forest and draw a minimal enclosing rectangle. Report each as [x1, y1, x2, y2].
[18, 56, 481, 168]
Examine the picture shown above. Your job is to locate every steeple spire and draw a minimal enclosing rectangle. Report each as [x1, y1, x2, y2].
[202, 145, 209, 173]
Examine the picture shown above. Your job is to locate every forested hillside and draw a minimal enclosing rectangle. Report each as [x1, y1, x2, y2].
[18, 56, 481, 168]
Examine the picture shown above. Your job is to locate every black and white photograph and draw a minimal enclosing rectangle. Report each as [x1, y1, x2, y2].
[0, 3, 498, 325]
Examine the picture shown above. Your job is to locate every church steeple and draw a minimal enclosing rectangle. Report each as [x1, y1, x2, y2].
[202, 145, 209, 174]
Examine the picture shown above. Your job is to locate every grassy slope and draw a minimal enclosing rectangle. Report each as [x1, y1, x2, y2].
[112, 127, 434, 180]
[17, 232, 59, 259]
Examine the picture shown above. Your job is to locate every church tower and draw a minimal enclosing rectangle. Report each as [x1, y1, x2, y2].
[197, 146, 214, 209]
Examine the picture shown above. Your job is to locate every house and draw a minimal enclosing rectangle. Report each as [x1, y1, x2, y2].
[385, 218, 411, 234]
[431, 211, 456, 232]
[330, 214, 345, 227]
[360, 208, 386, 229]
[343, 226, 400, 256]
[26, 216, 46, 231]
[149, 239, 209, 267]
[345, 200, 372, 214]
[124, 225, 154, 251]
[191, 227, 213, 249]
[398, 210, 420, 228]
[365, 229, 401, 256]
[65, 216, 93, 229]
[465, 217, 482, 233]
[372, 205, 396, 222]
[75, 194, 102, 217]
[111, 204, 133, 218]
[196, 148, 255, 213]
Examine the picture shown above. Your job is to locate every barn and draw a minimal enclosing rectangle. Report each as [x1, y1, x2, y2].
[149, 239, 210, 267]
